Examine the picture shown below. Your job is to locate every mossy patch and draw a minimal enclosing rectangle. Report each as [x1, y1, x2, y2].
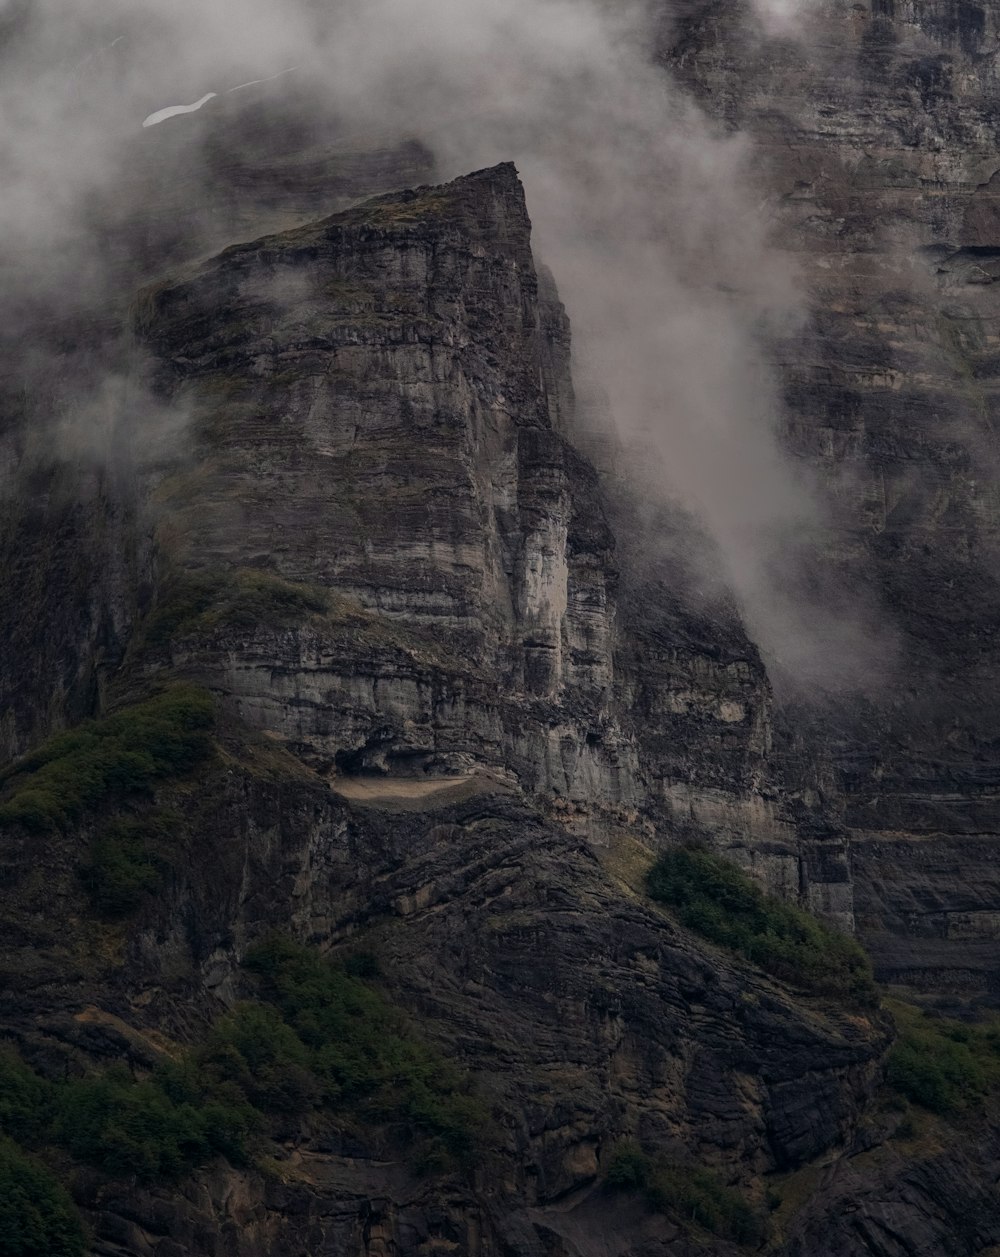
[0, 686, 215, 833]
[141, 569, 330, 649]
[647, 847, 877, 1005]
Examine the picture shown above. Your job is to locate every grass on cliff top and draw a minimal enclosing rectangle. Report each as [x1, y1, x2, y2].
[142, 569, 330, 648]
[137, 564, 475, 679]
[605, 1142, 766, 1247]
[0, 686, 215, 833]
[886, 1000, 1000, 1115]
[647, 847, 877, 1006]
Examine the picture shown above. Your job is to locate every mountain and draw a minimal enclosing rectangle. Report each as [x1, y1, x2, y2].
[2, 2, 1000, 1255]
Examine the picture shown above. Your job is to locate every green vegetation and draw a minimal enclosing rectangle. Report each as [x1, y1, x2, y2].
[886, 1001, 1000, 1114]
[0, 1138, 85, 1257]
[51, 1067, 256, 1182]
[0, 686, 214, 833]
[0, 933, 484, 1245]
[647, 847, 877, 1004]
[143, 569, 329, 648]
[78, 812, 178, 918]
[244, 936, 486, 1167]
[197, 1004, 319, 1116]
[605, 1142, 765, 1246]
[0, 1045, 257, 1185]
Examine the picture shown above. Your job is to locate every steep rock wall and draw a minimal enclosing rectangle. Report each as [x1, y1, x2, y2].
[661, 0, 1000, 1001]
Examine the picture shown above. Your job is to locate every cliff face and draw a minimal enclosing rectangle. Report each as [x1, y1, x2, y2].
[0, 161, 896, 1257]
[135, 163, 790, 870]
[659, 0, 1000, 1003]
[4, 2, 1000, 1254]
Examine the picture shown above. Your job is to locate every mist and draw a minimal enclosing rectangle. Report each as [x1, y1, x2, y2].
[0, 0, 892, 691]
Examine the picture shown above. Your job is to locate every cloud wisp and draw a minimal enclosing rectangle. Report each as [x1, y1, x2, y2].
[0, 0, 890, 690]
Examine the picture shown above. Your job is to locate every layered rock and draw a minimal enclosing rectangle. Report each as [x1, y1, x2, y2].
[135, 163, 790, 871]
[659, 0, 1000, 1000]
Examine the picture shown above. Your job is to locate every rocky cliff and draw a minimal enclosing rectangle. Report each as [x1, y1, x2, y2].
[3, 1, 1000, 1254]
[659, 0, 1000, 1006]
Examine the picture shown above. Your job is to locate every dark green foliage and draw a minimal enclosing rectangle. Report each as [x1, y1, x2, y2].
[605, 1140, 651, 1189]
[0, 1138, 85, 1257]
[50, 1068, 255, 1182]
[78, 813, 177, 918]
[244, 936, 486, 1164]
[0, 686, 214, 833]
[0, 937, 483, 1196]
[605, 1142, 765, 1247]
[143, 569, 329, 647]
[0, 1047, 257, 1186]
[647, 1163, 766, 1247]
[197, 1004, 319, 1115]
[886, 1002, 1000, 1114]
[0, 1050, 51, 1144]
[647, 847, 877, 1004]
[0, 936, 482, 1220]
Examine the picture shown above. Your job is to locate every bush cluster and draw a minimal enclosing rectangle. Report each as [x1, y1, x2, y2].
[0, 937, 486, 1254]
[78, 812, 178, 918]
[0, 686, 214, 833]
[0, 1046, 257, 1185]
[647, 847, 877, 1004]
[244, 936, 487, 1166]
[0, 1138, 84, 1257]
[886, 1003, 1000, 1114]
[605, 1142, 765, 1246]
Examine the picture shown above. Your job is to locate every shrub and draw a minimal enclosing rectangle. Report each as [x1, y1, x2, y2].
[50, 1066, 257, 1183]
[0, 687, 214, 833]
[78, 813, 177, 918]
[0, 1138, 85, 1257]
[0, 939, 484, 1199]
[244, 935, 487, 1163]
[0, 1042, 257, 1188]
[605, 1142, 764, 1247]
[605, 1141, 652, 1189]
[647, 847, 877, 1005]
[646, 1162, 765, 1247]
[886, 1003, 1000, 1114]
[0, 1049, 52, 1145]
[198, 1004, 319, 1115]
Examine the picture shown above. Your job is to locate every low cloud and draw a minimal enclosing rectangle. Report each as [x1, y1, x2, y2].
[0, 0, 890, 689]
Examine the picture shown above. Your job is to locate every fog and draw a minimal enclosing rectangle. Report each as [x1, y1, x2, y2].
[0, 0, 891, 690]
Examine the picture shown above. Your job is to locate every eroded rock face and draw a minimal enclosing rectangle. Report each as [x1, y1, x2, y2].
[659, 0, 1000, 1001]
[0, 734, 886, 1256]
[136, 162, 791, 873]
